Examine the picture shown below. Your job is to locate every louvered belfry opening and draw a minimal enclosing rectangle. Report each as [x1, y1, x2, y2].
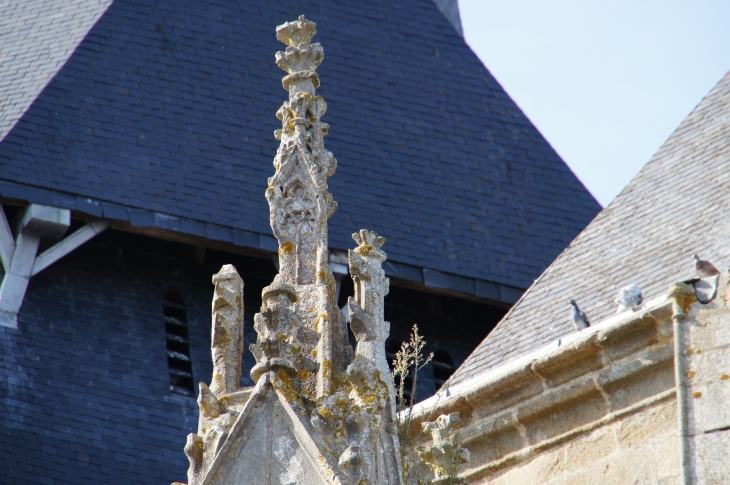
[432, 349, 455, 390]
[164, 291, 195, 396]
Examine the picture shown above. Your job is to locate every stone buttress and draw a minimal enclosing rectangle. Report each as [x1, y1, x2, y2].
[181, 16, 403, 485]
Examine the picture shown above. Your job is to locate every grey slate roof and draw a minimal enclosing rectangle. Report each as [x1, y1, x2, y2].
[0, 0, 600, 292]
[449, 70, 730, 385]
[0, 0, 112, 141]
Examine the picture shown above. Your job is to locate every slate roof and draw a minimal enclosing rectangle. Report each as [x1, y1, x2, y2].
[0, 0, 600, 292]
[449, 70, 730, 385]
[431, 0, 463, 36]
[0, 0, 112, 141]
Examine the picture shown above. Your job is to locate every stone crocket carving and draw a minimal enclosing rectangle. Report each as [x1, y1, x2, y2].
[347, 229, 395, 419]
[417, 413, 471, 485]
[311, 229, 397, 484]
[184, 265, 244, 485]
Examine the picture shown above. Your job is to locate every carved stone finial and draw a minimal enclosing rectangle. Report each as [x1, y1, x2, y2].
[276, 15, 317, 48]
[348, 229, 390, 361]
[181, 18, 404, 485]
[184, 433, 204, 485]
[417, 413, 471, 484]
[262, 14, 350, 403]
[184, 265, 244, 485]
[210, 264, 244, 397]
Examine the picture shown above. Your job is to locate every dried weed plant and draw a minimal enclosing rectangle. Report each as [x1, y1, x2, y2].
[392, 324, 433, 485]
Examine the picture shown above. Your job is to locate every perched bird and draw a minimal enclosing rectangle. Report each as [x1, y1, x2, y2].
[569, 299, 590, 331]
[615, 285, 643, 313]
[694, 254, 721, 278]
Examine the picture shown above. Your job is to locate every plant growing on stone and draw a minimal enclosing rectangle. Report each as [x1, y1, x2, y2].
[443, 431, 466, 484]
[417, 413, 470, 485]
[392, 324, 433, 484]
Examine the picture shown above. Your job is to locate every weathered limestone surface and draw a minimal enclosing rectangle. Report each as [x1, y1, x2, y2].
[407, 294, 683, 484]
[184, 265, 247, 485]
[671, 273, 730, 484]
[417, 413, 470, 484]
[408, 268, 730, 484]
[481, 399, 680, 485]
[181, 17, 403, 485]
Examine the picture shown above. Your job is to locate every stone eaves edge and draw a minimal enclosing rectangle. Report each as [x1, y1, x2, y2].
[409, 292, 675, 422]
[0, 180, 524, 305]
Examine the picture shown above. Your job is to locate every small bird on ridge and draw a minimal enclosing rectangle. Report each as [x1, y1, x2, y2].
[694, 254, 721, 278]
[569, 299, 590, 331]
[615, 285, 643, 313]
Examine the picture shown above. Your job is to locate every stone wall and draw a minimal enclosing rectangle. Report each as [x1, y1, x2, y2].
[410, 295, 693, 484]
[672, 275, 730, 483]
[482, 399, 679, 485]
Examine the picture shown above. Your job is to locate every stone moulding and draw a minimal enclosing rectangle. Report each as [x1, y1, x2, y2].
[417, 413, 471, 484]
[408, 273, 730, 484]
[406, 297, 677, 481]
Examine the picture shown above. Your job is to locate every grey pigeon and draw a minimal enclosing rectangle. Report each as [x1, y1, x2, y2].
[694, 254, 721, 278]
[615, 284, 643, 313]
[569, 299, 590, 330]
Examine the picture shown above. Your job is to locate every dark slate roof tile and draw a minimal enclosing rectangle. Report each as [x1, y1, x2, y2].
[0, 0, 599, 292]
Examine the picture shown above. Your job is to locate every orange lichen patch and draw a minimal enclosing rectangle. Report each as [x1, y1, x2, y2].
[318, 270, 326, 280]
[298, 369, 311, 380]
[318, 406, 334, 420]
[219, 396, 231, 407]
[321, 358, 333, 383]
[687, 347, 695, 355]
[696, 349, 702, 354]
[359, 244, 373, 257]
[279, 241, 293, 255]
[273, 370, 302, 404]
[311, 349, 317, 357]
[685, 371, 696, 379]
[214, 373, 223, 382]
[693, 391, 703, 399]
[721, 374, 730, 381]
[675, 292, 697, 314]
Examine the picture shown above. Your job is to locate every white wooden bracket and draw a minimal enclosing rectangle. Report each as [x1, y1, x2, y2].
[0, 204, 112, 328]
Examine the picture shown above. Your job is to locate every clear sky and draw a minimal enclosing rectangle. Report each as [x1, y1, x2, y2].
[458, 1, 730, 206]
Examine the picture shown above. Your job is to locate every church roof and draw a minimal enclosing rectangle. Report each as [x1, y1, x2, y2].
[431, 0, 463, 36]
[0, 0, 112, 141]
[449, 70, 730, 386]
[0, 0, 600, 295]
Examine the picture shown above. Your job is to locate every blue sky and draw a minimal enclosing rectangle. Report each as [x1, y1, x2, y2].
[459, 0, 730, 206]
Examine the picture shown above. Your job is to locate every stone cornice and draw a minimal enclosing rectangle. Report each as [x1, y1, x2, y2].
[407, 294, 678, 480]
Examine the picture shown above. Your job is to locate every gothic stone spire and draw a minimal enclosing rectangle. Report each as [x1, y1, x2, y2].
[182, 17, 404, 485]
[257, 15, 350, 401]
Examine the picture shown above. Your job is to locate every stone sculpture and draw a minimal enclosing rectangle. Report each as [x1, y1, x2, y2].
[417, 413, 470, 484]
[181, 16, 403, 485]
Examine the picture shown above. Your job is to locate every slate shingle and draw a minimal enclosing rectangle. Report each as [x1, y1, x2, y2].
[449, 70, 730, 386]
[0, 0, 599, 293]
